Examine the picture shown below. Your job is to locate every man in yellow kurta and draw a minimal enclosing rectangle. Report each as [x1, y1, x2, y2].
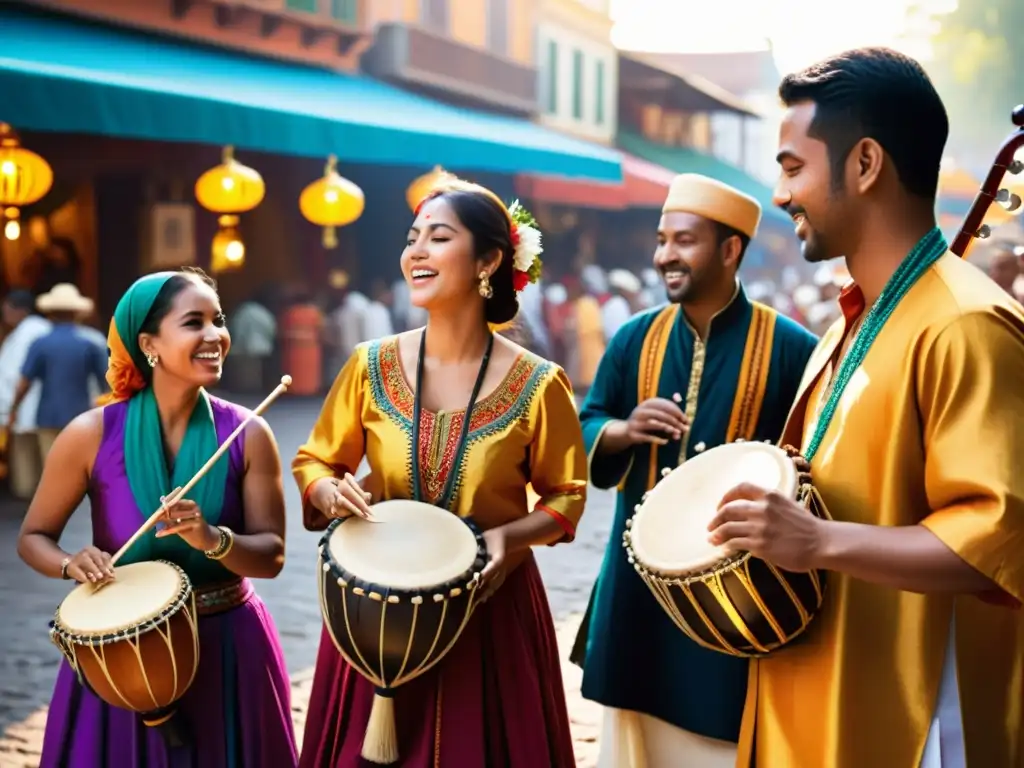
[709, 48, 1024, 767]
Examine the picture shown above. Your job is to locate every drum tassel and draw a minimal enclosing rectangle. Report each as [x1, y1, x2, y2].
[361, 688, 399, 764]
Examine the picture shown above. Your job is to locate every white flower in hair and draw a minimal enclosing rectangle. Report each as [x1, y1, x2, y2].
[513, 224, 542, 273]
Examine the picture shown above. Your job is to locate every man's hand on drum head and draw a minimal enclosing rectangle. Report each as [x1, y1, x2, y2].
[707, 483, 823, 573]
[312, 474, 374, 520]
[66, 546, 116, 585]
[626, 397, 691, 445]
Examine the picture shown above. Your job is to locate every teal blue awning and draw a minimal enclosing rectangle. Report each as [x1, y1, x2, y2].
[617, 131, 789, 225]
[0, 6, 621, 181]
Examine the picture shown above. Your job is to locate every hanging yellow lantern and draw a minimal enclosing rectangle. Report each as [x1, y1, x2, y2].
[195, 145, 265, 213]
[406, 165, 449, 212]
[210, 215, 246, 274]
[194, 146, 265, 272]
[299, 155, 364, 249]
[0, 123, 54, 241]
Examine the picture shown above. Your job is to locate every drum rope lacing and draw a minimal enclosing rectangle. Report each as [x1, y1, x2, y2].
[623, 475, 818, 587]
[803, 227, 947, 462]
[49, 560, 202, 715]
[623, 449, 829, 658]
[410, 329, 494, 509]
[49, 560, 193, 646]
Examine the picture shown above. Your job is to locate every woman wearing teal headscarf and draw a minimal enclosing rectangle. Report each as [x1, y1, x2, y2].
[18, 269, 298, 767]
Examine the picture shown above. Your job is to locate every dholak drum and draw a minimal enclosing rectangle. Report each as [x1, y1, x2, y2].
[623, 441, 828, 658]
[318, 499, 489, 765]
[50, 560, 199, 726]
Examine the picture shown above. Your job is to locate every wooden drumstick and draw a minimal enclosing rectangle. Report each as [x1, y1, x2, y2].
[108, 375, 293, 568]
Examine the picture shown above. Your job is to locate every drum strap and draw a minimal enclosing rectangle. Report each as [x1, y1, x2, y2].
[632, 304, 681, 492]
[725, 301, 777, 443]
[628, 302, 777, 492]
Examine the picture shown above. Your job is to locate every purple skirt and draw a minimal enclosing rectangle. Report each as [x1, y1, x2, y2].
[299, 555, 575, 768]
[40, 592, 298, 768]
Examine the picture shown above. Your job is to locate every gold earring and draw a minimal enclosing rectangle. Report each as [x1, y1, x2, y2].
[145, 352, 158, 368]
[478, 270, 493, 299]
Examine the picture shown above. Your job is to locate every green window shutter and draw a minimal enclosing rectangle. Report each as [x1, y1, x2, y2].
[331, 0, 358, 23]
[547, 40, 559, 114]
[572, 49, 584, 120]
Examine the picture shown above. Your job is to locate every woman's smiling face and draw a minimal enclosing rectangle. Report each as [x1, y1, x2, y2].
[401, 196, 480, 312]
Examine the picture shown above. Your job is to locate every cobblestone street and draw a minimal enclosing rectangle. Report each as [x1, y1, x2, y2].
[0, 395, 610, 767]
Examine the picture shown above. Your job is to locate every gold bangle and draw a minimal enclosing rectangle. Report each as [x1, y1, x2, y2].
[204, 526, 235, 560]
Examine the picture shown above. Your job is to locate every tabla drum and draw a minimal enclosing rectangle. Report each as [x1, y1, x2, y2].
[50, 560, 199, 724]
[317, 499, 489, 764]
[623, 441, 828, 658]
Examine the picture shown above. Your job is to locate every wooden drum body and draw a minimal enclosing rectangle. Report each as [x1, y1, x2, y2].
[50, 560, 199, 717]
[317, 500, 489, 688]
[623, 441, 828, 658]
[318, 500, 490, 763]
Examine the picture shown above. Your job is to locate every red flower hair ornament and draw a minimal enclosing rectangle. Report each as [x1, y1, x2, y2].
[507, 200, 543, 293]
[413, 174, 543, 294]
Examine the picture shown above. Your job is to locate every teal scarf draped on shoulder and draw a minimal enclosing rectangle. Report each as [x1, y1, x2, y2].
[111, 272, 230, 576]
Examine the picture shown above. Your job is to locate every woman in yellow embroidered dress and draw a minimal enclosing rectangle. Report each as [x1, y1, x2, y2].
[293, 177, 587, 767]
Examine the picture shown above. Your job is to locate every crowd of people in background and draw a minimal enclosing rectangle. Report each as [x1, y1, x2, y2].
[2, 238, 1022, 499]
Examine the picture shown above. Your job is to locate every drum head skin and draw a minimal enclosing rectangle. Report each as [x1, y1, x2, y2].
[632, 442, 798, 576]
[57, 561, 185, 635]
[327, 500, 479, 590]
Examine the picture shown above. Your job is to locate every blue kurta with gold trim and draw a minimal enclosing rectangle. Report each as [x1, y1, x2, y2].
[576, 287, 817, 741]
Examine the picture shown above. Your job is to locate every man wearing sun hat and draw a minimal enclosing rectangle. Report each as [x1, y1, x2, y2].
[6, 283, 108, 463]
[572, 173, 819, 767]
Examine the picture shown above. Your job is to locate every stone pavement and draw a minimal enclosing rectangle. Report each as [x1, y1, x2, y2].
[0, 395, 610, 767]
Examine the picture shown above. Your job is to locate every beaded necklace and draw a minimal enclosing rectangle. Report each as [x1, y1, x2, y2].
[803, 227, 947, 462]
[409, 330, 494, 509]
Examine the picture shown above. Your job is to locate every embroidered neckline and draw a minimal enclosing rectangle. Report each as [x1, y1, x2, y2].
[366, 336, 553, 508]
[384, 336, 528, 417]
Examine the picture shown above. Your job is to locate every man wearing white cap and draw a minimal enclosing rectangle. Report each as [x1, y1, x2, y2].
[603, 269, 642, 340]
[573, 174, 818, 767]
[6, 284, 108, 462]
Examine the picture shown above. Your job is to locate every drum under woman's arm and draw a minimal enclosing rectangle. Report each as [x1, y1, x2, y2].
[16, 410, 113, 583]
[293, 349, 368, 531]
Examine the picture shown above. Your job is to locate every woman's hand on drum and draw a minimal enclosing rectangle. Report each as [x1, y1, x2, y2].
[66, 546, 116, 585]
[478, 528, 509, 603]
[155, 492, 221, 552]
[311, 474, 374, 520]
[708, 483, 824, 572]
[625, 397, 691, 445]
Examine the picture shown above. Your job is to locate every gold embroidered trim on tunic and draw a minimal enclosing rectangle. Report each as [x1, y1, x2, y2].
[628, 296, 778, 492]
[631, 304, 680, 491]
[726, 302, 777, 442]
[371, 338, 549, 506]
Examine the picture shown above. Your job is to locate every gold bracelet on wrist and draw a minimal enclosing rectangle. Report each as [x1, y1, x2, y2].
[204, 526, 235, 560]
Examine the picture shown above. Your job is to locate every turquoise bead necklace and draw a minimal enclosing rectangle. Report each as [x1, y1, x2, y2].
[803, 227, 948, 462]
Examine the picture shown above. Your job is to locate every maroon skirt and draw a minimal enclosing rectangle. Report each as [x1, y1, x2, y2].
[299, 554, 575, 767]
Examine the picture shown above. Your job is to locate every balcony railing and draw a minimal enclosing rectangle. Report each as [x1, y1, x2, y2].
[362, 23, 538, 115]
